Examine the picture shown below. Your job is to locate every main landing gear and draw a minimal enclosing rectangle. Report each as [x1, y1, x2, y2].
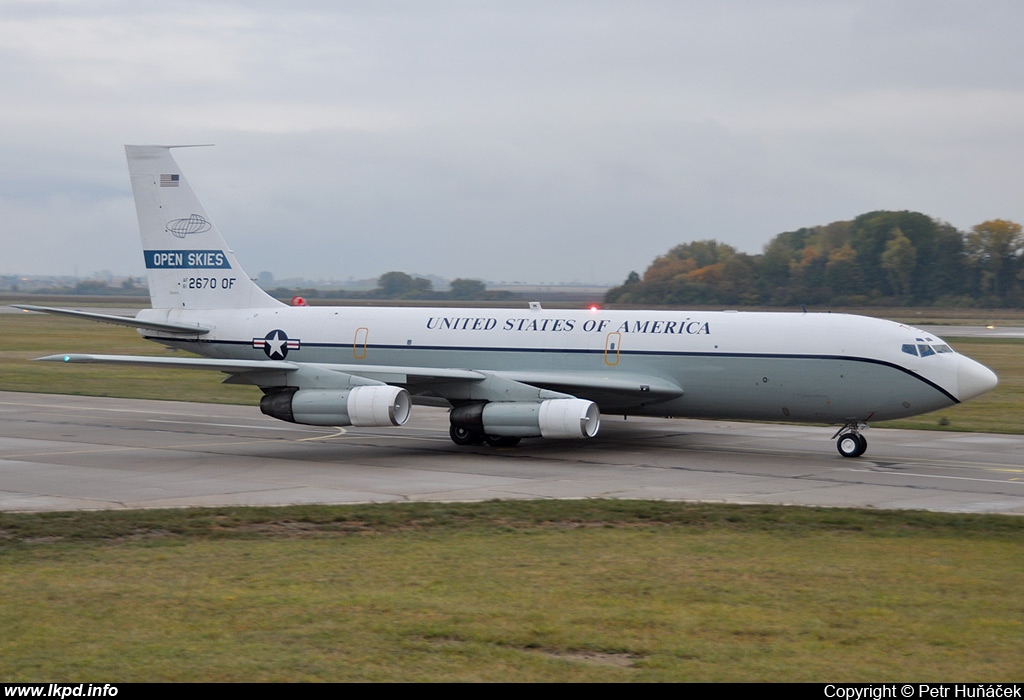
[832, 422, 868, 458]
[449, 425, 521, 448]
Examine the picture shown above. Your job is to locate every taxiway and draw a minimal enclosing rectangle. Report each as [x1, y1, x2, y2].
[1, 391, 1021, 514]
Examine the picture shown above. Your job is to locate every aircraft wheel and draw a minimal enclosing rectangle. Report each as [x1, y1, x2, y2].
[854, 433, 868, 457]
[484, 435, 521, 448]
[836, 432, 867, 458]
[450, 425, 484, 446]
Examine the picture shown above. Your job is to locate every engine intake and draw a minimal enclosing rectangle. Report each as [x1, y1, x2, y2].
[261, 386, 411, 427]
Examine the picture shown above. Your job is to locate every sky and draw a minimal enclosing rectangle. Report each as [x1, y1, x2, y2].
[2, 0, 1023, 285]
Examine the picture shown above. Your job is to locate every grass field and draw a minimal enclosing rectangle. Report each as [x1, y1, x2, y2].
[0, 311, 262, 404]
[1, 501, 1022, 682]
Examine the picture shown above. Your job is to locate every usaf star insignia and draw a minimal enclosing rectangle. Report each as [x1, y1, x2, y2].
[252, 329, 300, 360]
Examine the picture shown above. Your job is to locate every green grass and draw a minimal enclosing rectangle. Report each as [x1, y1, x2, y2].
[0, 311, 261, 404]
[1, 501, 1022, 681]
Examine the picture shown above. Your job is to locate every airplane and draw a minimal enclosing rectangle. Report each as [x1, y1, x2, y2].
[14, 145, 999, 459]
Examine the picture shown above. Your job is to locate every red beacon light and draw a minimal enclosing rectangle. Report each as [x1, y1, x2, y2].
[589, 304, 600, 312]
[291, 296, 309, 307]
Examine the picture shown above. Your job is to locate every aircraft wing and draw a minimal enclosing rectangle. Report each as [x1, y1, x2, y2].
[35, 354, 488, 381]
[284, 364, 681, 399]
[492, 370, 683, 400]
[287, 363, 487, 383]
[32, 355, 681, 410]
[34, 353, 296, 373]
[14, 305, 210, 335]
[306, 364, 682, 409]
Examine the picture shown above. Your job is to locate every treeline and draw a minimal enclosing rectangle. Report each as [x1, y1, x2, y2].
[605, 211, 1024, 307]
[11, 279, 149, 296]
[268, 271, 518, 302]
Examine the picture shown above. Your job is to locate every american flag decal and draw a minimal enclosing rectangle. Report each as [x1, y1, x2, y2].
[160, 173, 180, 187]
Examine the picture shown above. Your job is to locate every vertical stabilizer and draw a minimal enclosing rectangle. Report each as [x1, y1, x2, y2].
[126, 145, 283, 310]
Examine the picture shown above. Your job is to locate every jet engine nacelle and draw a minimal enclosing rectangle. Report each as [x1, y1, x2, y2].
[260, 386, 412, 427]
[450, 398, 600, 439]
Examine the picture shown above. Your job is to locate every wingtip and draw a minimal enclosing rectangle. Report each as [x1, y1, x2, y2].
[33, 354, 78, 363]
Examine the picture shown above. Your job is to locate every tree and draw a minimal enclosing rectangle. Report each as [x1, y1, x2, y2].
[851, 211, 932, 292]
[662, 240, 738, 269]
[880, 228, 917, 298]
[449, 278, 487, 300]
[788, 246, 828, 303]
[375, 271, 434, 299]
[406, 276, 434, 298]
[825, 243, 864, 298]
[919, 222, 967, 300]
[603, 211, 1018, 307]
[376, 271, 415, 297]
[965, 219, 1023, 300]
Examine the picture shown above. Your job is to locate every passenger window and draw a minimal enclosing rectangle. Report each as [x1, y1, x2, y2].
[902, 344, 918, 356]
[918, 344, 935, 357]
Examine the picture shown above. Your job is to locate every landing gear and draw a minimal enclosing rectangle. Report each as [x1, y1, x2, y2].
[836, 432, 867, 458]
[449, 425, 484, 445]
[449, 425, 520, 447]
[833, 422, 868, 458]
[484, 435, 521, 448]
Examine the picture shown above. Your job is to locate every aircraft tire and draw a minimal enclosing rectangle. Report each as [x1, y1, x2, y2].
[837, 432, 867, 458]
[484, 435, 521, 448]
[450, 425, 484, 446]
[854, 433, 868, 457]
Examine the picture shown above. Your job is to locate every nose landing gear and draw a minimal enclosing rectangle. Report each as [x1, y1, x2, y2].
[833, 422, 868, 458]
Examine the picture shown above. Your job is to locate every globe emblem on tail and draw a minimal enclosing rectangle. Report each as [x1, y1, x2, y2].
[166, 213, 212, 238]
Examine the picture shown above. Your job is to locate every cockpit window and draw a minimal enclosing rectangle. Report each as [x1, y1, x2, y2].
[902, 342, 955, 357]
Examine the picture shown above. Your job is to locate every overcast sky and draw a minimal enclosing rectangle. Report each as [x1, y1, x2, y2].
[2, 0, 1023, 284]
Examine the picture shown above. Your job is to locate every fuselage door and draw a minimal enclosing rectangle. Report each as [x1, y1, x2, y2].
[604, 332, 621, 366]
[354, 327, 369, 359]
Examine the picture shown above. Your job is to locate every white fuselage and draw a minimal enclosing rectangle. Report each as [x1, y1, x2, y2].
[138, 306, 993, 425]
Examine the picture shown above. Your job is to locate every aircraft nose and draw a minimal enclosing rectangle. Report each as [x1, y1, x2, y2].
[957, 355, 998, 401]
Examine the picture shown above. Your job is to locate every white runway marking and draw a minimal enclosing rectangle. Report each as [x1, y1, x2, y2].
[148, 419, 325, 433]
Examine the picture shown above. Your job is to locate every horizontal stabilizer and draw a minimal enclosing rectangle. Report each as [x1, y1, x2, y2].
[13, 305, 210, 335]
